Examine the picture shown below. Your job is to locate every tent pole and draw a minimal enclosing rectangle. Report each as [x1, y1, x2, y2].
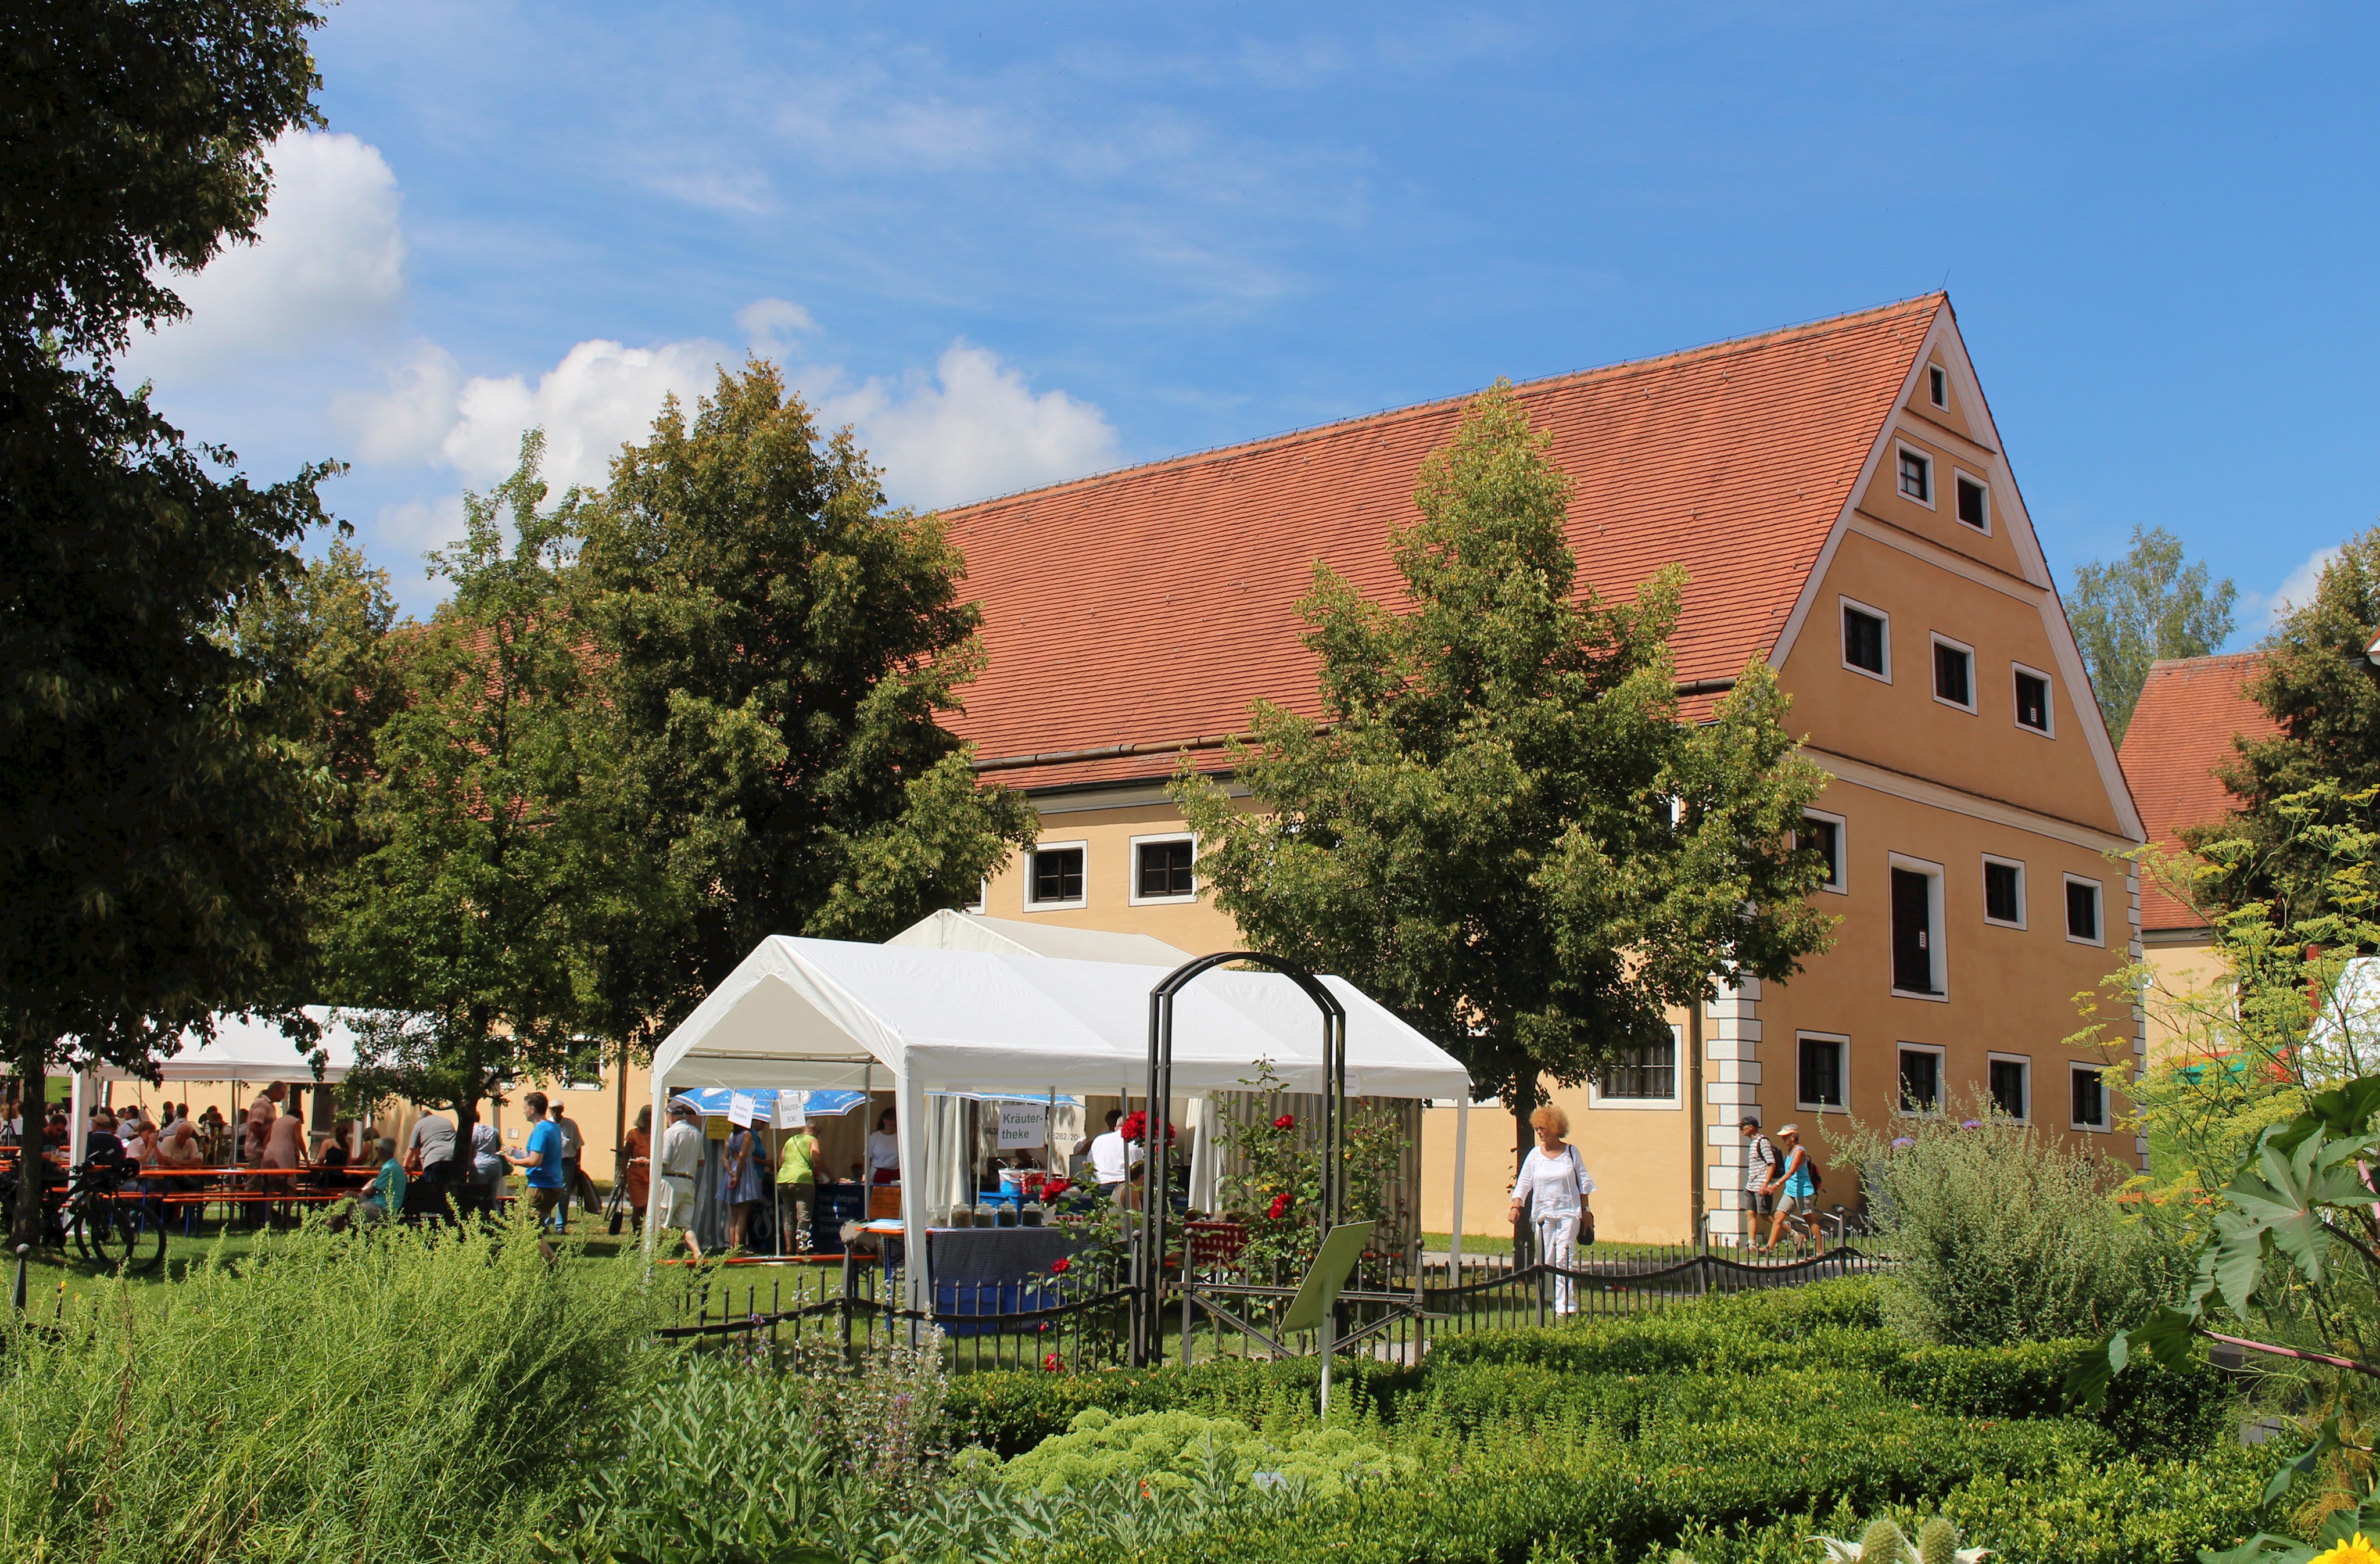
[642, 1069, 668, 1258]
[67, 1067, 89, 1170]
[1449, 1093, 1469, 1282]
[895, 1069, 930, 1339]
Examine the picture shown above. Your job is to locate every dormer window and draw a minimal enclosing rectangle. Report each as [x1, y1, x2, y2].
[1897, 446, 1933, 505]
[1927, 365, 1947, 408]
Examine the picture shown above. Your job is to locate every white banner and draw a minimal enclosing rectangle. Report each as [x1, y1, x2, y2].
[773, 1092, 807, 1129]
[996, 1102, 1047, 1149]
[727, 1091, 757, 1127]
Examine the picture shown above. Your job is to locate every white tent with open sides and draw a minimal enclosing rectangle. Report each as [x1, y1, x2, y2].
[645, 935, 1472, 1307]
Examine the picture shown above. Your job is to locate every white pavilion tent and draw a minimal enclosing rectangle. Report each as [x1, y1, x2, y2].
[89, 1007, 364, 1084]
[645, 935, 1472, 1307]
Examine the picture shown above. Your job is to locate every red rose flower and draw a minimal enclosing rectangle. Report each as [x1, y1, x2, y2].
[1266, 1190, 1294, 1220]
[1044, 1352, 1062, 1372]
[1273, 1114, 1296, 1130]
[1041, 1178, 1070, 1199]
[1049, 1256, 1073, 1274]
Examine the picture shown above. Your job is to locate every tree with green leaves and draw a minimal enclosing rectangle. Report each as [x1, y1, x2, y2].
[1173, 383, 1837, 1186]
[320, 437, 646, 1166]
[572, 363, 1037, 1056]
[2, 0, 331, 1244]
[2068, 524, 2238, 745]
[2200, 526, 2380, 927]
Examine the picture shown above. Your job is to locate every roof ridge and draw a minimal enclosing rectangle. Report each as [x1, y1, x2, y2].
[937, 292, 1948, 516]
[2145, 651, 2267, 673]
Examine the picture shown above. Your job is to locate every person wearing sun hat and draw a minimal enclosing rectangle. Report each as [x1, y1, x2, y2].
[653, 1096, 707, 1260]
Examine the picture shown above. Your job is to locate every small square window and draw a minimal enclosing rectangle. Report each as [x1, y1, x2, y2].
[1928, 365, 1947, 407]
[1988, 1056, 2030, 1121]
[1955, 475, 1988, 531]
[1798, 1035, 1847, 1110]
[1898, 447, 1932, 504]
[1600, 1028, 1678, 1100]
[1898, 1045, 1943, 1114]
[1984, 859, 2023, 926]
[1135, 840, 1195, 899]
[1029, 846, 1085, 905]
[1933, 639, 1973, 709]
[1801, 813, 1843, 892]
[1843, 605, 1888, 676]
[2065, 877, 2102, 944]
[2071, 1064, 2110, 1131]
[2013, 669, 2052, 735]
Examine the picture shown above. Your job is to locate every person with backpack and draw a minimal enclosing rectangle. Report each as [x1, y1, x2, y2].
[1740, 1116, 1780, 1244]
[1506, 1104, 1596, 1315]
[1761, 1123, 1826, 1255]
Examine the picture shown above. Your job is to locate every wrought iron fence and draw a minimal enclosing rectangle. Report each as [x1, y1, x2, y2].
[657, 1238, 1888, 1372]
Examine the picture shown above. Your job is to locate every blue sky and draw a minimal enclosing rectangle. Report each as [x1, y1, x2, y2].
[126, 2, 2378, 632]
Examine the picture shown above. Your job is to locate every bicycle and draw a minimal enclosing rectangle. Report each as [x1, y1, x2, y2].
[0, 1147, 169, 1276]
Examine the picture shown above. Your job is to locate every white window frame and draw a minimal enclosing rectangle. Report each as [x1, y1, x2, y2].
[1981, 853, 2027, 930]
[1795, 1030, 1851, 1113]
[1895, 440, 1937, 509]
[963, 876, 988, 914]
[1927, 363, 1948, 408]
[1888, 852, 1949, 1002]
[1802, 808, 1848, 895]
[2069, 1061, 2113, 1132]
[1839, 596, 1892, 684]
[2063, 873, 2105, 948]
[1986, 1051, 2033, 1123]
[1023, 840, 1089, 911]
[1896, 1041, 1948, 1117]
[1930, 632, 1978, 714]
[1587, 1023, 1683, 1110]
[1127, 832, 1200, 906]
[2011, 662, 2056, 738]
[1951, 469, 1991, 535]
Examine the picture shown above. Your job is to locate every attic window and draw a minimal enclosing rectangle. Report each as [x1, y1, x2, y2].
[2013, 668, 2052, 735]
[1955, 475, 1989, 532]
[1927, 365, 1947, 408]
[1897, 446, 1933, 505]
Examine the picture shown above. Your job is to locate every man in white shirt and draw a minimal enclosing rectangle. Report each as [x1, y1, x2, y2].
[654, 1097, 707, 1260]
[1087, 1110, 1141, 1206]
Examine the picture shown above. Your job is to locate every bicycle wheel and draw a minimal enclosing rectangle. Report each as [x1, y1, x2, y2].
[119, 1197, 167, 1275]
[69, 1197, 127, 1268]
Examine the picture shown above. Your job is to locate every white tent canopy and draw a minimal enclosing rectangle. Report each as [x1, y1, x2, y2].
[886, 908, 1194, 967]
[88, 1007, 361, 1084]
[646, 936, 1472, 1303]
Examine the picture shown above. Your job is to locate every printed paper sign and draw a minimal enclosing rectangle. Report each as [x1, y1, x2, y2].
[704, 1114, 730, 1142]
[773, 1092, 807, 1129]
[996, 1102, 1047, 1149]
[727, 1092, 757, 1127]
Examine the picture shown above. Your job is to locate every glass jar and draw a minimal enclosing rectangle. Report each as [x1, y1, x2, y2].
[945, 1205, 973, 1228]
[974, 1201, 997, 1228]
[1019, 1202, 1045, 1228]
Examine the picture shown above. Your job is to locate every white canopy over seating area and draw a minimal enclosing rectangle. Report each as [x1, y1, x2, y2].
[646, 934, 1472, 1305]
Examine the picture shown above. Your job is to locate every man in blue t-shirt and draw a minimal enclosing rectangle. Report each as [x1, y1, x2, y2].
[506, 1092, 568, 1228]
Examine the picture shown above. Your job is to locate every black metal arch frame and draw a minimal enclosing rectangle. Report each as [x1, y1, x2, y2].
[1132, 951, 1346, 1367]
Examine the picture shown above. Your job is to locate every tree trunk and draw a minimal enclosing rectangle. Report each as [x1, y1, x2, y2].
[12, 1034, 48, 1250]
[1510, 1083, 1535, 1264]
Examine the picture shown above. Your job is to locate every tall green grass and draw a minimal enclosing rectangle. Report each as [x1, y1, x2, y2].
[0, 1215, 667, 1564]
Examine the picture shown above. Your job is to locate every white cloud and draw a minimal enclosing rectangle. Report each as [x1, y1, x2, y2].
[819, 342, 1120, 507]
[2244, 544, 2340, 633]
[736, 297, 816, 362]
[130, 132, 406, 374]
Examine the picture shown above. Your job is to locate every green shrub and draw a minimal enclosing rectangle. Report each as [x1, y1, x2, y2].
[1852, 1106, 2182, 1346]
[994, 1405, 1410, 1497]
[1880, 1340, 2228, 1458]
[942, 1356, 1418, 1456]
[0, 1215, 664, 1564]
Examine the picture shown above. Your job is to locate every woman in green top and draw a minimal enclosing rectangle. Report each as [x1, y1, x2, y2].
[775, 1118, 821, 1255]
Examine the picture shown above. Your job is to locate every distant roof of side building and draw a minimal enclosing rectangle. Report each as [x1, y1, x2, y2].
[2118, 652, 2278, 933]
[938, 293, 1948, 790]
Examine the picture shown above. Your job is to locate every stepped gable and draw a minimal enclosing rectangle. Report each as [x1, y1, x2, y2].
[940, 295, 1944, 789]
[2118, 652, 2278, 933]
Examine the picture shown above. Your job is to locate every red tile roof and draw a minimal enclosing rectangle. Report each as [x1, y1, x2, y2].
[2118, 653, 2277, 932]
[941, 295, 1944, 788]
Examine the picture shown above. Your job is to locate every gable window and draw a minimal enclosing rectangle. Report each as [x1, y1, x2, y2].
[1841, 600, 1890, 679]
[1797, 1033, 1848, 1110]
[1131, 835, 1197, 903]
[1988, 1054, 2031, 1121]
[2064, 876, 2103, 945]
[1027, 843, 1086, 907]
[1599, 1026, 1679, 1101]
[1932, 635, 1975, 711]
[2070, 1063, 2111, 1131]
[1897, 445, 1933, 505]
[1983, 856, 2026, 928]
[1927, 365, 1947, 408]
[2013, 666, 2053, 736]
[1898, 1043, 1945, 1114]
[1955, 474, 1989, 532]
[1801, 811, 1845, 894]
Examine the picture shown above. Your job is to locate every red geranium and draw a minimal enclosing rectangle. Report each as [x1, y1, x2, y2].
[1040, 1178, 1070, 1199]
[1119, 1111, 1176, 1145]
[1049, 1256, 1072, 1274]
[1266, 1190, 1293, 1220]
[1272, 1113, 1296, 1130]
[1043, 1352, 1062, 1372]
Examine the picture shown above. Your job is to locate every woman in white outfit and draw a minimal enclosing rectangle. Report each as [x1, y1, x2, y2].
[1507, 1103, 1594, 1315]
